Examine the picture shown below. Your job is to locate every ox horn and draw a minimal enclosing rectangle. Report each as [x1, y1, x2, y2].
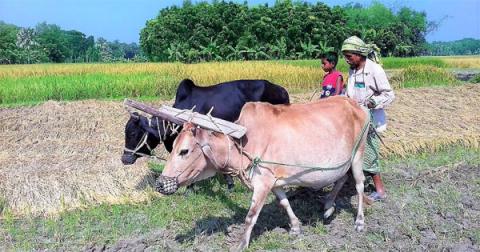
[124, 106, 140, 119]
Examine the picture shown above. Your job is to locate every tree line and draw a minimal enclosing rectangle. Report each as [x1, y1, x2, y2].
[426, 38, 480, 56]
[140, 0, 437, 62]
[0, 21, 145, 64]
[2, 1, 474, 65]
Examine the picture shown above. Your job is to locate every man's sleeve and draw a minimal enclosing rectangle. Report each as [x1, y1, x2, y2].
[371, 65, 395, 109]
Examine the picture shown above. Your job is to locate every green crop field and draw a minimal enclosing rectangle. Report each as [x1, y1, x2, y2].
[1, 56, 475, 106]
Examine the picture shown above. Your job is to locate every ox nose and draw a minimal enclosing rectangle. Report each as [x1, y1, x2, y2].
[121, 153, 137, 165]
[155, 175, 178, 195]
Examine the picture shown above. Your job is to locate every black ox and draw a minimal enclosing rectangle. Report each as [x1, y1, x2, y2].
[121, 79, 290, 187]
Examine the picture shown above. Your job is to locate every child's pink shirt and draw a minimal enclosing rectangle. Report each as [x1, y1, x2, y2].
[321, 70, 343, 94]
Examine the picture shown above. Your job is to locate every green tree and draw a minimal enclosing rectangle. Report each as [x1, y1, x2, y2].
[15, 27, 45, 64]
[427, 38, 480, 56]
[199, 38, 221, 61]
[35, 22, 69, 62]
[96, 37, 112, 62]
[139, 1, 431, 61]
[166, 43, 185, 62]
[0, 21, 20, 64]
[268, 37, 287, 59]
[297, 39, 320, 59]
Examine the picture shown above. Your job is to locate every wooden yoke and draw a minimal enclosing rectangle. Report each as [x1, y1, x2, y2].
[124, 99, 247, 139]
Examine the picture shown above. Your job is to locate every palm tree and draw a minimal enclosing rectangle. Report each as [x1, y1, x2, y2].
[270, 37, 287, 59]
[226, 45, 242, 61]
[199, 38, 220, 61]
[166, 44, 184, 62]
[16, 28, 38, 64]
[253, 45, 271, 60]
[394, 43, 413, 57]
[239, 46, 257, 61]
[298, 38, 320, 59]
[317, 41, 334, 54]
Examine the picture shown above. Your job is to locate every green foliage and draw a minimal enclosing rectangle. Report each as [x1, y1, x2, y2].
[0, 21, 143, 64]
[148, 162, 165, 174]
[0, 2, 456, 64]
[35, 22, 69, 63]
[140, 1, 431, 62]
[15, 27, 49, 63]
[344, 2, 429, 56]
[427, 38, 480, 56]
[0, 21, 20, 64]
[470, 74, 480, 83]
[140, 1, 350, 62]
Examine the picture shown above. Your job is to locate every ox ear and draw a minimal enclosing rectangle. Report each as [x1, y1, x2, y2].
[183, 122, 198, 136]
[130, 112, 140, 121]
[125, 105, 140, 121]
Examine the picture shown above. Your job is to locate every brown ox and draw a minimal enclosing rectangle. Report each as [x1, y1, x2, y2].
[157, 96, 370, 251]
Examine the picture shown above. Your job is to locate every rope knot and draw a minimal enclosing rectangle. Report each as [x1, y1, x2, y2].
[252, 157, 261, 167]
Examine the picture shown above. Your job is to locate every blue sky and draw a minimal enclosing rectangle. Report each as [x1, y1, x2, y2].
[1, 0, 479, 43]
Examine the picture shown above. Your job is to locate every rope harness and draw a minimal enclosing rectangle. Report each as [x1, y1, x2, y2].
[246, 111, 371, 180]
[123, 115, 180, 161]
[124, 117, 154, 157]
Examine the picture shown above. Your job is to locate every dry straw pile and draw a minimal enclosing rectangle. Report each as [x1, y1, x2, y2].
[381, 84, 480, 156]
[291, 84, 480, 157]
[0, 100, 169, 216]
[1, 84, 479, 216]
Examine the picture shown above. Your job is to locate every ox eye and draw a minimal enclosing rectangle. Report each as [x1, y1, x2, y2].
[179, 149, 189, 156]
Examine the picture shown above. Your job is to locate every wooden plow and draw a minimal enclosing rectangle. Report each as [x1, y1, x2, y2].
[123, 99, 247, 139]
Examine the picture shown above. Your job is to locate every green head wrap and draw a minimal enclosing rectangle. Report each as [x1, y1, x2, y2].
[341, 36, 381, 64]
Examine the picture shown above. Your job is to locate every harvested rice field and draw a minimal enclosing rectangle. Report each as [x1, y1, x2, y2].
[0, 83, 479, 251]
[1, 84, 479, 216]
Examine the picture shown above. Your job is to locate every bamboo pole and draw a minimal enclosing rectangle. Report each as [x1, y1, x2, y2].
[124, 99, 247, 139]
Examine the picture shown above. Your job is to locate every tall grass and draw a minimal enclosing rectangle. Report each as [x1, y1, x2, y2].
[390, 65, 457, 89]
[441, 55, 480, 69]
[278, 56, 447, 72]
[0, 57, 469, 106]
[0, 62, 180, 78]
[0, 62, 324, 105]
[0, 73, 178, 104]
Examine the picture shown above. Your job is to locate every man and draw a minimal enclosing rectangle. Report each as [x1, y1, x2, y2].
[341, 36, 395, 202]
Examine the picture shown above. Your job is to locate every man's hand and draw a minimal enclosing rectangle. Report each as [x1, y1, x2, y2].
[366, 99, 376, 109]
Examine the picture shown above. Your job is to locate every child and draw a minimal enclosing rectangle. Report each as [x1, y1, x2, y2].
[320, 52, 344, 98]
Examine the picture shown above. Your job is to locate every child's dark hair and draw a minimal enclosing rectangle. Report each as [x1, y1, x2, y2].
[320, 51, 338, 68]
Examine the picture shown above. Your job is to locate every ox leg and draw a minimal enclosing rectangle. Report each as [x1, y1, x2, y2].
[352, 152, 366, 232]
[236, 184, 271, 251]
[323, 174, 348, 220]
[272, 188, 301, 235]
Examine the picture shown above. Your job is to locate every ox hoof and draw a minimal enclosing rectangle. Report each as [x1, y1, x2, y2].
[227, 183, 235, 192]
[323, 206, 335, 219]
[232, 240, 248, 252]
[289, 226, 302, 235]
[355, 222, 365, 232]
